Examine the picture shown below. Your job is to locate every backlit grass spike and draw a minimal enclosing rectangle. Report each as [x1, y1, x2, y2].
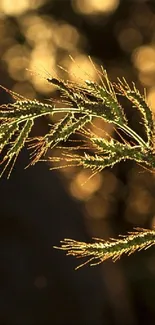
[0, 61, 155, 266]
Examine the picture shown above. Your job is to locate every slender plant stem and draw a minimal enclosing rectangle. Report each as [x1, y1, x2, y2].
[116, 123, 148, 148]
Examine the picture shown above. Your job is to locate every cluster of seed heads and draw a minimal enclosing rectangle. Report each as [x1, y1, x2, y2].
[0, 63, 155, 268]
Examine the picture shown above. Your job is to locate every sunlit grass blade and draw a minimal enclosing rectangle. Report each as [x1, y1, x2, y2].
[55, 228, 155, 269]
[0, 119, 33, 178]
[28, 114, 92, 165]
[116, 78, 154, 146]
[0, 122, 19, 152]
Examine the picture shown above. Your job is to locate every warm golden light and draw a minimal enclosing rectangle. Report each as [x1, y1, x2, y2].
[118, 27, 142, 53]
[132, 45, 155, 73]
[147, 87, 155, 113]
[0, 0, 46, 16]
[2, 44, 30, 81]
[70, 170, 102, 200]
[138, 71, 155, 87]
[53, 23, 80, 50]
[125, 186, 153, 224]
[22, 15, 53, 46]
[90, 117, 114, 139]
[68, 54, 99, 83]
[85, 196, 109, 219]
[73, 0, 119, 15]
[29, 44, 56, 93]
[100, 171, 118, 195]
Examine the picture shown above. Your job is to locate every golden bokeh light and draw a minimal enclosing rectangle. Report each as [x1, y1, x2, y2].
[7, 56, 29, 81]
[117, 27, 142, 53]
[100, 171, 118, 195]
[52, 23, 80, 50]
[72, 0, 119, 15]
[29, 44, 56, 93]
[125, 186, 154, 225]
[20, 15, 54, 46]
[68, 54, 100, 83]
[138, 71, 155, 87]
[132, 4, 154, 28]
[70, 170, 102, 200]
[15, 15, 82, 93]
[0, 0, 46, 16]
[147, 87, 155, 113]
[132, 45, 155, 73]
[2, 44, 30, 81]
[85, 196, 109, 219]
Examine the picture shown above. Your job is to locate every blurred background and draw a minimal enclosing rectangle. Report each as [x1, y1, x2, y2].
[1, 0, 155, 324]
